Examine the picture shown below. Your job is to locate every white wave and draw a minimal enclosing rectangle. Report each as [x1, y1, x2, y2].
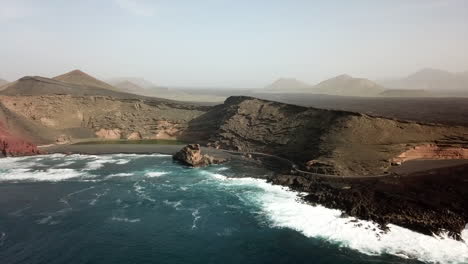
[163, 199, 182, 209]
[115, 159, 130, 165]
[111, 217, 141, 223]
[0, 168, 86, 182]
[146, 171, 168, 177]
[53, 161, 75, 168]
[66, 186, 96, 197]
[133, 181, 156, 202]
[149, 154, 172, 157]
[106, 173, 135, 179]
[203, 170, 468, 264]
[89, 189, 109, 206]
[191, 208, 201, 229]
[0, 157, 40, 170]
[84, 158, 117, 170]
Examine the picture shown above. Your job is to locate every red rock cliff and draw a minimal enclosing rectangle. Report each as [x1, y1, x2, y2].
[0, 121, 41, 157]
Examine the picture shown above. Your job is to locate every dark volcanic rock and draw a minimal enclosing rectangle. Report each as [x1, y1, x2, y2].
[268, 164, 468, 240]
[183, 96, 468, 176]
[173, 144, 226, 167]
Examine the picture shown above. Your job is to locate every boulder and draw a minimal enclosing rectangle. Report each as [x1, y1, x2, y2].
[173, 144, 226, 167]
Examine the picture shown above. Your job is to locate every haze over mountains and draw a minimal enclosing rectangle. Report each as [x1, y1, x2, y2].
[0, 79, 8, 87]
[265, 78, 311, 91]
[265, 74, 386, 97]
[107, 77, 157, 89]
[264, 68, 468, 97]
[1, 67, 467, 100]
[380, 68, 468, 91]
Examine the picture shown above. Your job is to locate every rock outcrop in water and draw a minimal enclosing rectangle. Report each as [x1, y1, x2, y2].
[173, 144, 226, 167]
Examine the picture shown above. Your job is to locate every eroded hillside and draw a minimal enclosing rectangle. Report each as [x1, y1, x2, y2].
[183, 96, 468, 175]
[0, 95, 208, 144]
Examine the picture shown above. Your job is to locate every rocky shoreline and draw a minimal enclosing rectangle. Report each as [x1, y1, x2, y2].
[34, 143, 468, 240]
[268, 163, 468, 240]
[202, 150, 468, 240]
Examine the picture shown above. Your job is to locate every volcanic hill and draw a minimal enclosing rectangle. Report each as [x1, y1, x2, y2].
[182, 96, 468, 175]
[310, 74, 386, 97]
[53, 69, 118, 91]
[264, 78, 312, 91]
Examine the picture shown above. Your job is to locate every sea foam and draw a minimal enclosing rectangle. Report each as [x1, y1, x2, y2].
[0, 168, 85, 182]
[205, 171, 468, 264]
[145, 171, 168, 177]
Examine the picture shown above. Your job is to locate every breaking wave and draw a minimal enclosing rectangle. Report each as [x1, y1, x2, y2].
[111, 217, 141, 223]
[0, 168, 86, 182]
[145, 171, 168, 177]
[203, 171, 468, 264]
[2, 154, 468, 263]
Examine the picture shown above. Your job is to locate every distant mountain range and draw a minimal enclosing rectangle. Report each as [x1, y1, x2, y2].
[264, 68, 468, 97]
[312, 74, 385, 97]
[0, 70, 225, 102]
[378, 68, 468, 91]
[107, 78, 172, 97]
[265, 78, 311, 91]
[107, 77, 157, 89]
[265, 74, 385, 97]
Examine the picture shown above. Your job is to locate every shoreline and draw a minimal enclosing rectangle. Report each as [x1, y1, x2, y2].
[39, 143, 235, 160]
[37, 143, 468, 240]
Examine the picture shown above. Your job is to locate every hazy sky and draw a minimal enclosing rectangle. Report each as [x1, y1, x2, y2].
[1, 0, 467, 87]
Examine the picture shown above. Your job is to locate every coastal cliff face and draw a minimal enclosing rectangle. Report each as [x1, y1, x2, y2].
[184, 96, 468, 176]
[0, 95, 207, 143]
[0, 121, 40, 157]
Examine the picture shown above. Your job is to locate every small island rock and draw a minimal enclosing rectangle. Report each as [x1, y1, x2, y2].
[173, 144, 226, 167]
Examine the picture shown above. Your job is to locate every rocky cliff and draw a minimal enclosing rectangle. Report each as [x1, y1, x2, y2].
[0, 116, 41, 157]
[0, 95, 208, 144]
[183, 96, 468, 176]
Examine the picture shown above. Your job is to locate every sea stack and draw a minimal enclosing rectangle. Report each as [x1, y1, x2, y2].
[173, 144, 226, 167]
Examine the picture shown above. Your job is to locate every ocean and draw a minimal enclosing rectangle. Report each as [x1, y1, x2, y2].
[0, 154, 467, 264]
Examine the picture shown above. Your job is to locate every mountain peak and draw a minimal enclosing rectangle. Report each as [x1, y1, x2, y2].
[265, 78, 311, 91]
[313, 74, 384, 96]
[408, 68, 453, 80]
[53, 70, 117, 91]
[334, 74, 353, 80]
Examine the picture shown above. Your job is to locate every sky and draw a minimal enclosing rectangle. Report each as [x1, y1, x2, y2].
[0, 0, 467, 87]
